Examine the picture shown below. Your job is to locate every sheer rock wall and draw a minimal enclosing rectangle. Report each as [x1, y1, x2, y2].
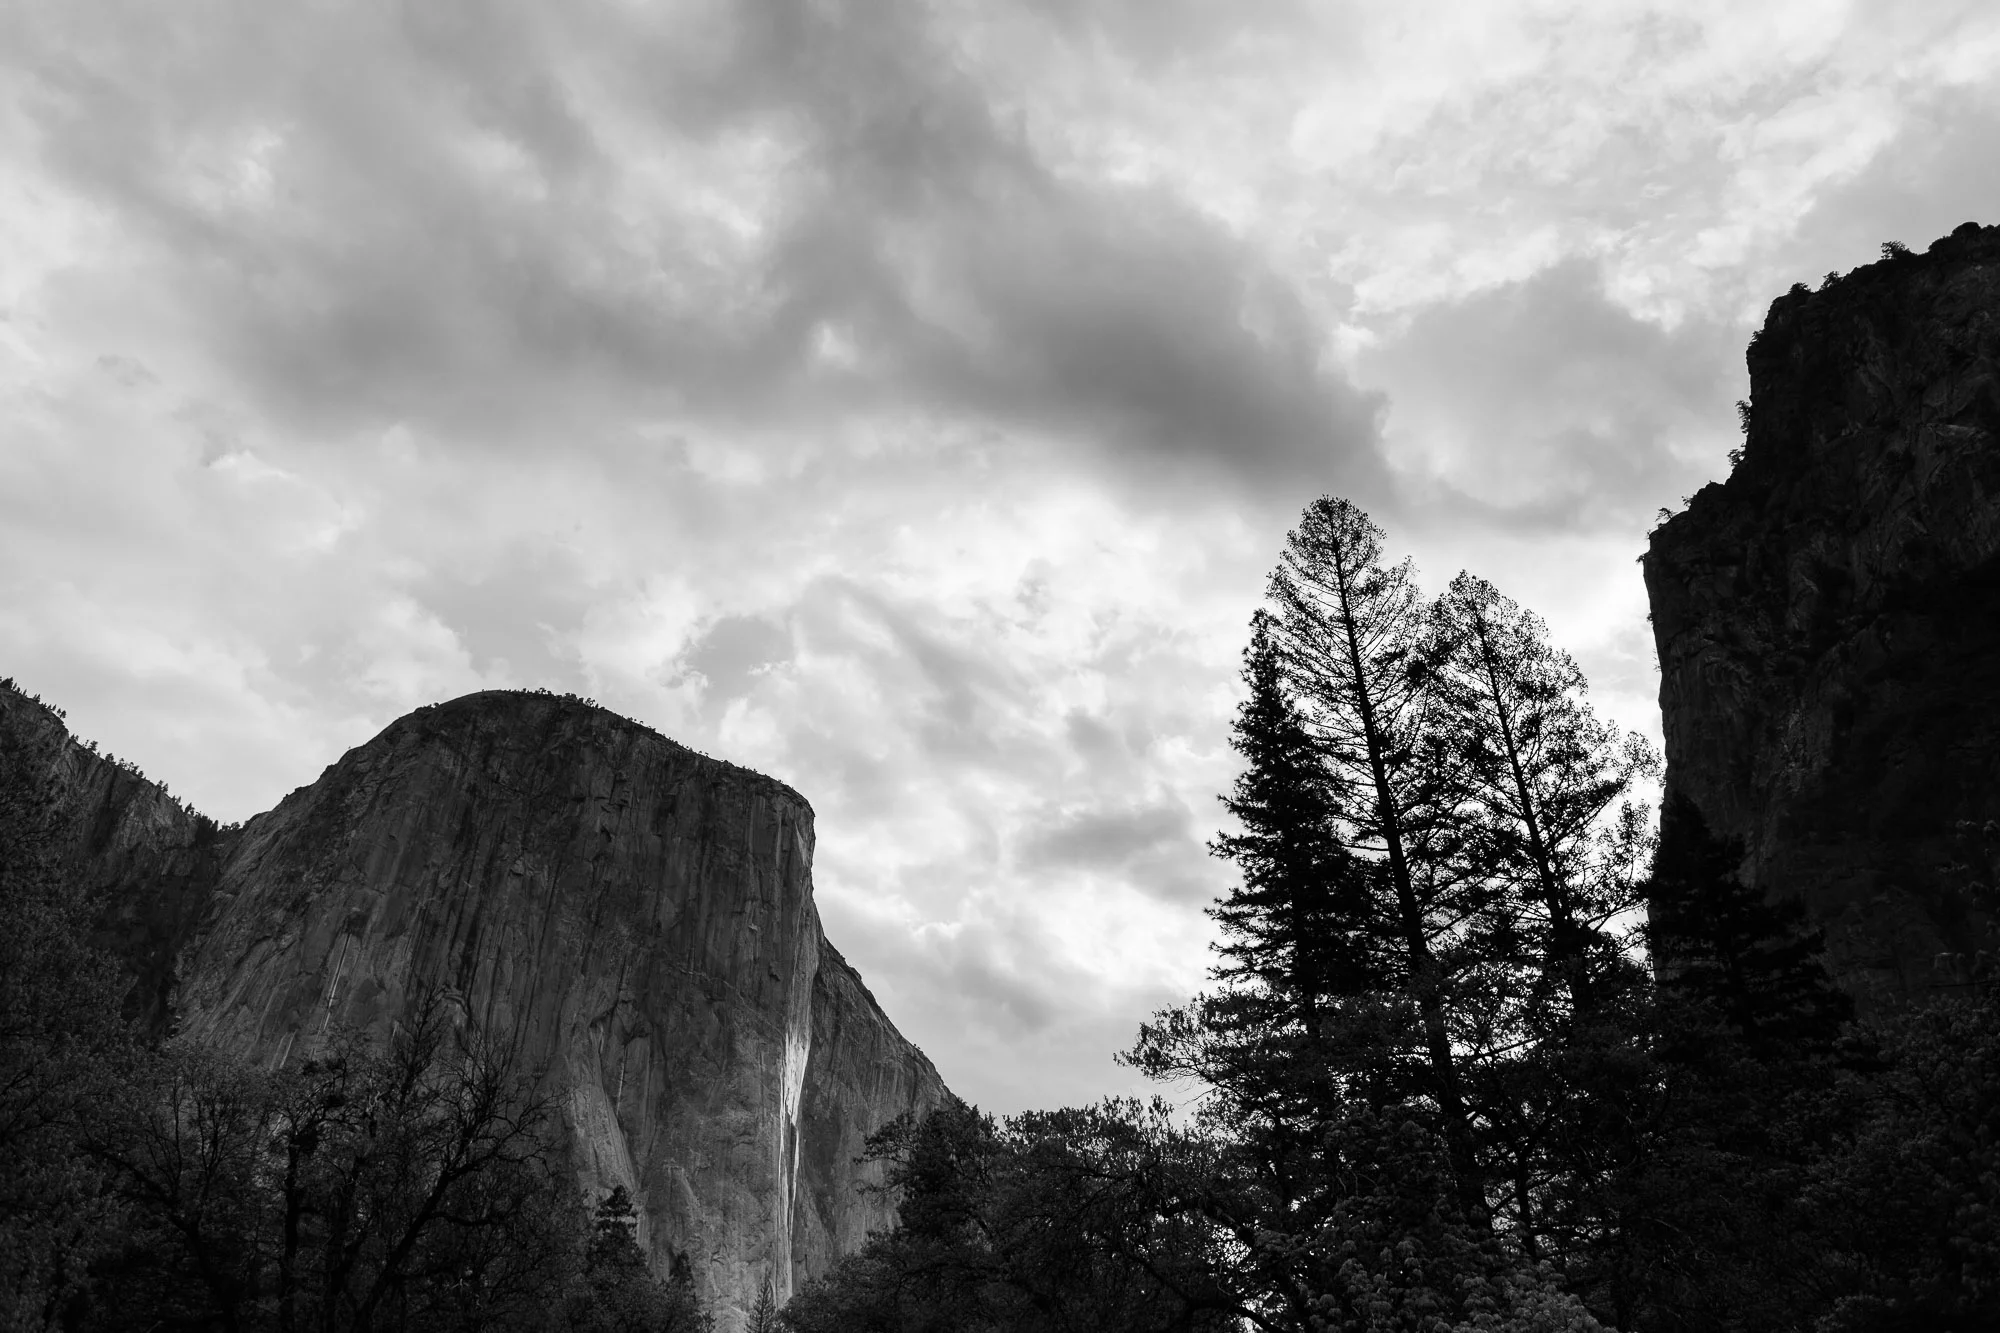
[1643, 222, 2000, 1004]
[0, 684, 944, 1331]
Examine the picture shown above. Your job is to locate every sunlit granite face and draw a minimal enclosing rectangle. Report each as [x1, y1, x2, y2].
[1644, 222, 2000, 1005]
[0, 685, 945, 1333]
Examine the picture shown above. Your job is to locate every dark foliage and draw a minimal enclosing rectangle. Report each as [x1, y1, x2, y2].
[575, 1187, 710, 1333]
[0, 735, 135, 1329]
[1806, 997, 2000, 1332]
[68, 983, 703, 1333]
[783, 1097, 1240, 1333]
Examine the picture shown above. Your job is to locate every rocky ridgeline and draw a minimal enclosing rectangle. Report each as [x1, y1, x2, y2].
[1644, 221, 2000, 1004]
[0, 685, 944, 1332]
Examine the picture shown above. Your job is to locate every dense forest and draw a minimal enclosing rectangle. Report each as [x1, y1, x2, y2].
[784, 499, 2000, 1333]
[5, 496, 1999, 1332]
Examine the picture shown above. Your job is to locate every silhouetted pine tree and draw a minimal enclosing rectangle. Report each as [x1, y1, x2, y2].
[1646, 791, 1851, 1055]
[745, 1283, 780, 1333]
[1426, 572, 1661, 1268]
[573, 1184, 711, 1332]
[1202, 612, 1400, 1104]
[1427, 572, 1657, 1025]
[586, 1187, 648, 1277]
[1265, 495, 1485, 1215]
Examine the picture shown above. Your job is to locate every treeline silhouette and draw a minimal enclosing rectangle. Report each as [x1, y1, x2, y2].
[0, 753, 711, 1332]
[0, 678, 229, 830]
[784, 498, 2000, 1333]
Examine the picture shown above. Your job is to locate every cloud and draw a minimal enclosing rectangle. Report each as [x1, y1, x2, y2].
[412, 543, 595, 684]
[6, 0, 1998, 1121]
[1784, 83, 2000, 288]
[674, 613, 795, 706]
[1360, 258, 1740, 532]
[7, 0, 1386, 500]
[815, 868, 1202, 1112]
[1018, 798, 1213, 906]
[1022, 801, 1189, 868]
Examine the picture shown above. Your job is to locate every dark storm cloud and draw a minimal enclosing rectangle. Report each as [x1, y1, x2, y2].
[1022, 801, 1185, 867]
[882, 187, 1385, 489]
[1018, 798, 1213, 904]
[1363, 258, 1738, 532]
[11, 0, 1384, 493]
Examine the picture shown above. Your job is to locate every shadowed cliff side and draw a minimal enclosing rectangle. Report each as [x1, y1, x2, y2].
[0, 683, 945, 1333]
[1644, 221, 2000, 1006]
[0, 681, 235, 1035]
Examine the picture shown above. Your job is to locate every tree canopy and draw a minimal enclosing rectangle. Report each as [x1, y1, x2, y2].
[787, 494, 1999, 1333]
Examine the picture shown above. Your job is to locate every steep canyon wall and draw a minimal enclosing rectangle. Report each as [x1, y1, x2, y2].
[0, 685, 944, 1331]
[1644, 222, 2000, 1003]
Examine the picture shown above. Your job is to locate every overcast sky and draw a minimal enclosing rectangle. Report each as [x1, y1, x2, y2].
[5, 0, 1999, 1114]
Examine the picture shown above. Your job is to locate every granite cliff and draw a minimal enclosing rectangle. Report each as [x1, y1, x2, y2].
[0, 683, 945, 1331]
[1644, 221, 2000, 1005]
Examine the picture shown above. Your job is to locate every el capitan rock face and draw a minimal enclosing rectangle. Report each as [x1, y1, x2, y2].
[1643, 222, 2000, 1004]
[0, 684, 944, 1332]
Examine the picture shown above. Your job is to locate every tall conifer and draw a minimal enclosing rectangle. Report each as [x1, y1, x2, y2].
[1427, 573, 1659, 1262]
[1430, 574, 1653, 1017]
[1267, 496, 1484, 1216]
[1208, 612, 1385, 1041]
